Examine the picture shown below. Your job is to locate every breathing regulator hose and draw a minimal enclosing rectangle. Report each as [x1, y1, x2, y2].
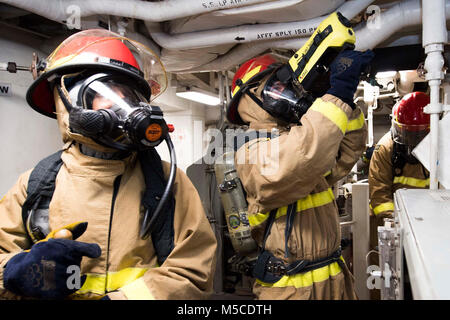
[139, 134, 177, 239]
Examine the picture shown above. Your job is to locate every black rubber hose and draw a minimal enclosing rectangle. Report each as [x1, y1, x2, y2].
[139, 134, 177, 239]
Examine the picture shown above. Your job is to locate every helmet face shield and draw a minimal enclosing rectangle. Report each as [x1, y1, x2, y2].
[28, 29, 168, 118]
[391, 91, 431, 147]
[46, 29, 167, 101]
[227, 54, 280, 125]
[391, 120, 429, 146]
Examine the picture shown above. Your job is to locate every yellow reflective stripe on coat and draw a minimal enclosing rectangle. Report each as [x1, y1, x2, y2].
[296, 188, 335, 213]
[372, 202, 395, 215]
[256, 259, 343, 288]
[310, 99, 348, 134]
[393, 176, 430, 188]
[121, 278, 155, 300]
[249, 188, 335, 227]
[346, 112, 365, 132]
[76, 267, 148, 295]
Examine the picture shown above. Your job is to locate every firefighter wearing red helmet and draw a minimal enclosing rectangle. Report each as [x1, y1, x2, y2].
[369, 91, 431, 219]
[0, 29, 217, 300]
[227, 39, 373, 300]
[368, 91, 431, 298]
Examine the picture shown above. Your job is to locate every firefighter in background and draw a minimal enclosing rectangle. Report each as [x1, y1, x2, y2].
[368, 92, 430, 291]
[0, 29, 217, 300]
[369, 92, 430, 217]
[226, 41, 372, 298]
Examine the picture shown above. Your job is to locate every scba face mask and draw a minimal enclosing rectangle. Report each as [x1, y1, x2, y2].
[260, 71, 315, 124]
[59, 72, 172, 152]
[58, 72, 177, 240]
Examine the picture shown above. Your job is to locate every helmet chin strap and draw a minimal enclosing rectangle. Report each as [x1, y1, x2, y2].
[79, 143, 130, 160]
[56, 83, 74, 112]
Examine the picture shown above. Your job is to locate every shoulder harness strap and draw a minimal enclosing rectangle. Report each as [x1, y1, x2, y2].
[23, 148, 175, 266]
[250, 202, 343, 284]
[22, 150, 64, 243]
[391, 142, 407, 177]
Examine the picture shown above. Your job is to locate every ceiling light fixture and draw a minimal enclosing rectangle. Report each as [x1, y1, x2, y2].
[175, 86, 221, 106]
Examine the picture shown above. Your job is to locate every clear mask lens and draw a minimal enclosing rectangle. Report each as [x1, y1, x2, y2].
[83, 79, 147, 117]
[263, 79, 300, 108]
[74, 76, 150, 145]
[261, 73, 312, 123]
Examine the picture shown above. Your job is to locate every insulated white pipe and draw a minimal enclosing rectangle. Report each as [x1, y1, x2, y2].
[0, 0, 273, 23]
[185, 0, 449, 74]
[213, 0, 307, 16]
[149, 0, 374, 50]
[355, 0, 450, 50]
[422, 0, 447, 190]
[182, 0, 375, 73]
[397, 70, 418, 95]
[182, 38, 307, 73]
[367, 102, 375, 147]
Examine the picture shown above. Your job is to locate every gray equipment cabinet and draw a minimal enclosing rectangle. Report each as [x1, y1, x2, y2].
[377, 189, 450, 299]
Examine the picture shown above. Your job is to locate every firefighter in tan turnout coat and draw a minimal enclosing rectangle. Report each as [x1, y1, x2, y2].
[0, 29, 217, 300]
[368, 92, 431, 291]
[226, 47, 373, 300]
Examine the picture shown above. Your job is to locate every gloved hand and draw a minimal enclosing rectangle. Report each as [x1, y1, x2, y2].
[327, 49, 375, 109]
[3, 222, 101, 300]
[363, 146, 375, 162]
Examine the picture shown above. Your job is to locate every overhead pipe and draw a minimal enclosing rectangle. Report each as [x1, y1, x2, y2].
[183, 0, 450, 74]
[182, 38, 308, 73]
[422, 0, 447, 190]
[180, 0, 375, 73]
[0, 0, 273, 23]
[148, 0, 374, 50]
[212, 0, 308, 16]
[355, 0, 450, 51]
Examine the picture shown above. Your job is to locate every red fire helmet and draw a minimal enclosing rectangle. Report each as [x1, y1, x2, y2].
[26, 29, 167, 118]
[227, 54, 279, 125]
[391, 91, 430, 146]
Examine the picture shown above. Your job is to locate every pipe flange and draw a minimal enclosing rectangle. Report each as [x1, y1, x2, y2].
[424, 103, 443, 114]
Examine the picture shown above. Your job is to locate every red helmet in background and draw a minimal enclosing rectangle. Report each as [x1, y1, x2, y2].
[391, 91, 430, 146]
[227, 54, 280, 125]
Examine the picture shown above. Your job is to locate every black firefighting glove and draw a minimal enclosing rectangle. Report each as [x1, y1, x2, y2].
[3, 222, 101, 300]
[327, 49, 375, 109]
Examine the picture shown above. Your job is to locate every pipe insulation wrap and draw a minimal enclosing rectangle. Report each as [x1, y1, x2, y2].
[421, 0, 447, 189]
[0, 0, 274, 22]
[183, 0, 375, 72]
[149, 0, 374, 50]
[355, 0, 450, 50]
[422, 0, 447, 46]
[212, 0, 307, 16]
